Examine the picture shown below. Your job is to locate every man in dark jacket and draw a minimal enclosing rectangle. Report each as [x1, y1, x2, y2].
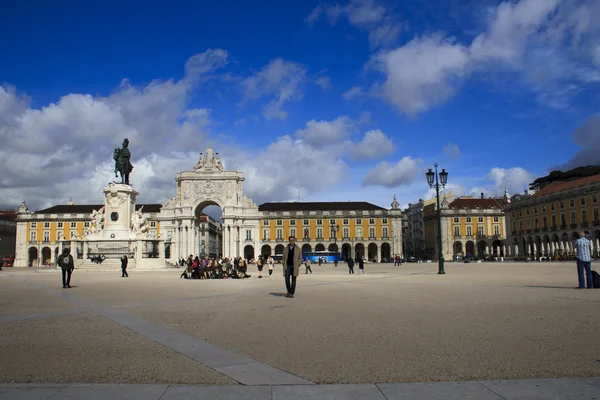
[121, 255, 129, 277]
[347, 257, 354, 274]
[58, 248, 74, 288]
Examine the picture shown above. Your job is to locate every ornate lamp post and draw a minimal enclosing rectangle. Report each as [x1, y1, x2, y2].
[426, 163, 448, 275]
[331, 223, 340, 264]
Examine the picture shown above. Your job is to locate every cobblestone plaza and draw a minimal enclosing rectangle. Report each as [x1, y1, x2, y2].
[1, 261, 599, 399]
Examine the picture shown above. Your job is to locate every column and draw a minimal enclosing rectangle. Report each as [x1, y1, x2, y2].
[514, 244, 518, 257]
[377, 245, 381, 263]
[83, 242, 89, 260]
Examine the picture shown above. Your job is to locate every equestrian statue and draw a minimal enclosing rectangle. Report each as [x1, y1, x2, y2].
[113, 138, 134, 185]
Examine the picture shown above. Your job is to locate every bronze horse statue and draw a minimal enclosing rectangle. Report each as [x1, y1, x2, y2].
[113, 138, 133, 185]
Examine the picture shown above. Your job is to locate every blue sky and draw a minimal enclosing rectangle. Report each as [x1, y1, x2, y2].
[1, 0, 599, 211]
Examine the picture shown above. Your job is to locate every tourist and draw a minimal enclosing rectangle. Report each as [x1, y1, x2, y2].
[57, 247, 74, 289]
[357, 255, 364, 274]
[120, 255, 129, 278]
[305, 257, 312, 274]
[575, 231, 593, 289]
[257, 255, 264, 278]
[347, 257, 354, 274]
[282, 236, 302, 298]
[267, 256, 274, 277]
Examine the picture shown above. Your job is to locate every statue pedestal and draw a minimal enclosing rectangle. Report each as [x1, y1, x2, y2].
[102, 184, 138, 240]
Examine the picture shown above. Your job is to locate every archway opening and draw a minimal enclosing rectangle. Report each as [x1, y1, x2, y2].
[492, 240, 502, 256]
[28, 247, 38, 266]
[341, 243, 351, 261]
[328, 243, 338, 252]
[41, 247, 51, 266]
[355, 243, 365, 260]
[301, 244, 312, 253]
[465, 241, 475, 258]
[244, 245, 254, 261]
[477, 241, 486, 258]
[453, 241, 463, 258]
[274, 244, 284, 256]
[261, 245, 272, 258]
[315, 243, 325, 251]
[194, 201, 223, 259]
[367, 243, 377, 262]
[381, 243, 391, 260]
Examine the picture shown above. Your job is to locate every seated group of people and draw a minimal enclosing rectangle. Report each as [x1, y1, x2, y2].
[89, 255, 105, 264]
[180, 256, 251, 280]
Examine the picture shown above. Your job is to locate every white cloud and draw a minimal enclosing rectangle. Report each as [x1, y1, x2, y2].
[222, 136, 349, 204]
[0, 49, 231, 210]
[295, 116, 355, 147]
[240, 58, 308, 120]
[366, 0, 600, 115]
[315, 76, 332, 91]
[305, 0, 404, 48]
[342, 86, 366, 100]
[350, 129, 395, 161]
[362, 157, 422, 187]
[443, 143, 461, 160]
[368, 34, 471, 116]
[485, 167, 533, 196]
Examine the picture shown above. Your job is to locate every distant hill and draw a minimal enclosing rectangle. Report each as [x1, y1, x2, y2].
[530, 165, 600, 190]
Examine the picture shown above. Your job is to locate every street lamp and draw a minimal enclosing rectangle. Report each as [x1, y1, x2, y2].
[331, 223, 340, 265]
[426, 163, 448, 275]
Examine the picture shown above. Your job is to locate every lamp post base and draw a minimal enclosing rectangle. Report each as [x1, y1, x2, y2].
[438, 259, 445, 275]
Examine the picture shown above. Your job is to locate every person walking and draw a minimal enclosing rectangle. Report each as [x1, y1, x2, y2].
[347, 257, 355, 274]
[58, 247, 74, 288]
[121, 255, 129, 277]
[357, 255, 364, 274]
[282, 236, 302, 298]
[575, 231, 593, 289]
[257, 255, 264, 278]
[305, 258, 312, 274]
[267, 256, 274, 277]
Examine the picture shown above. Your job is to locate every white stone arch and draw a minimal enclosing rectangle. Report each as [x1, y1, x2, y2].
[159, 147, 260, 261]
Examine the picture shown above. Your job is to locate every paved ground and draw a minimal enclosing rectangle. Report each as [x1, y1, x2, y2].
[1, 261, 599, 398]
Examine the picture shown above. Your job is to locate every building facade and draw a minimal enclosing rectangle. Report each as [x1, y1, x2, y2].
[257, 200, 401, 262]
[196, 214, 223, 258]
[15, 201, 161, 267]
[424, 195, 507, 261]
[505, 174, 600, 259]
[0, 210, 17, 258]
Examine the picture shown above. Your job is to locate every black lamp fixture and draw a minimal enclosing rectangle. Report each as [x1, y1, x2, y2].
[425, 162, 449, 275]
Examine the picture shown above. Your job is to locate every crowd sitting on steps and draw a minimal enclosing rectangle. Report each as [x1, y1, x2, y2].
[178, 255, 276, 280]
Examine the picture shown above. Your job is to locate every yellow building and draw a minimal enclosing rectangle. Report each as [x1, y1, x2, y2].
[257, 201, 402, 262]
[17, 201, 161, 266]
[424, 195, 507, 261]
[505, 174, 600, 259]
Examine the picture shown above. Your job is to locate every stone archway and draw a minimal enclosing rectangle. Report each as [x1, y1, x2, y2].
[465, 241, 475, 258]
[367, 243, 377, 262]
[159, 147, 261, 261]
[355, 243, 365, 260]
[261, 245, 272, 257]
[341, 243, 351, 260]
[453, 241, 463, 257]
[41, 247, 51, 266]
[381, 243, 391, 260]
[274, 244, 284, 255]
[28, 247, 38, 266]
[315, 243, 325, 251]
[244, 245, 254, 260]
[477, 241, 486, 258]
[328, 243, 338, 252]
[302, 244, 312, 253]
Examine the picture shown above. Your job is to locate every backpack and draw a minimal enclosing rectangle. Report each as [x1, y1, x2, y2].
[59, 254, 71, 268]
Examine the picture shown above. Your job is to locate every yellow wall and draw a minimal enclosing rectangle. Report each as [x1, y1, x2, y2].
[261, 216, 392, 241]
[450, 216, 505, 237]
[510, 193, 599, 232]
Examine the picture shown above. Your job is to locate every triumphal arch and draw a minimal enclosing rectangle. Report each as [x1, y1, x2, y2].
[158, 147, 260, 261]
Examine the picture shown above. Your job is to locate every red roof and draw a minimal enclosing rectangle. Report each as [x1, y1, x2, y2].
[530, 174, 600, 198]
[448, 198, 505, 210]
